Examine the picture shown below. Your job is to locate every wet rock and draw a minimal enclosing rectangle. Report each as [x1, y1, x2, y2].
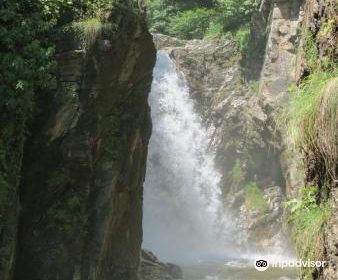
[260, 0, 303, 109]
[139, 250, 183, 280]
[152, 33, 187, 51]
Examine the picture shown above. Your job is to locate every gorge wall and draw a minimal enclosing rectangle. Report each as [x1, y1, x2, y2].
[1, 8, 156, 280]
[263, 0, 337, 279]
[293, 1, 337, 279]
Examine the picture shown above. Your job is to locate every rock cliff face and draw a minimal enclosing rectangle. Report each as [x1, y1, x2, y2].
[293, 1, 337, 279]
[260, 0, 303, 109]
[260, 0, 337, 279]
[259, 0, 305, 201]
[12, 10, 155, 280]
[315, 79, 338, 280]
[296, 0, 337, 82]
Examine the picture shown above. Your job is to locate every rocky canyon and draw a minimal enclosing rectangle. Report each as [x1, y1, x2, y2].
[0, 0, 336, 280]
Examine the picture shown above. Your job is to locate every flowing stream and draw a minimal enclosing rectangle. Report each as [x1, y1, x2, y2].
[142, 53, 297, 279]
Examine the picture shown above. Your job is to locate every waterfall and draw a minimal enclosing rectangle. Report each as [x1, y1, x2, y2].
[142, 53, 243, 264]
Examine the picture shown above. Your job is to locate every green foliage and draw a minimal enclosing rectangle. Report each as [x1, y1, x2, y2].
[251, 80, 260, 97]
[293, 205, 330, 279]
[204, 22, 224, 40]
[0, 0, 58, 233]
[304, 33, 320, 71]
[244, 182, 268, 212]
[239, 27, 267, 79]
[318, 18, 335, 40]
[47, 191, 86, 236]
[167, 8, 213, 39]
[287, 84, 297, 92]
[284, 187, 320, 220]
[146, 0, 176, 33]
[0, 0, 129, 233]
[303, 29, 336, 72]
[229, 159, 245, 194]
[83, 0, 139, 18]
[73, 17, 102, 50]
[72, 17, 116, 51]
[146, 0, 264, 80]
[285, 187, 331, 279]
[281, 70, 338, 179]
[146, 0, 214, 33]
[213, 0, 259, 31]
[231, 24, 251, 52]
[231, 159, 244, 183]
[146, 0, 260, 40]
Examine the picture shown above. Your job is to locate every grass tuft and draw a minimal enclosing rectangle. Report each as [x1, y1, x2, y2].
[281, 70, 338, 180]
[73, 18, 103, 51]
[294, 205, 331, 279]
[72, 16, 116, 52]
[285, 187, 332, 280]
[74, 18, 102, 50]
[244, 182, 268, 212]
[229, 159, 245, 194]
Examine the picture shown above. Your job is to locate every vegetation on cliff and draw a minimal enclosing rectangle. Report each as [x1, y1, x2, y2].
[282, 4, 337, 275]
[284, 68, 337, 278]
[146, 0, 260, 41]
[0, 0, 138, 253]
[147, 0, 268, 82]
[285, 70, 337, 178]
[0, 0, 57, 235]
[285, 187, 332, 279]
[1, 1, 155, 279]
[244, 182, 268, 212]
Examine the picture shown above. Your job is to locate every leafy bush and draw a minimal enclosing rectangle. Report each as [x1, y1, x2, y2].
[167, 8, 213, 39]
[204, 22, 224, 40]
[244, 182, 268, 212]
[147, 0, 215, 35]
[146, 0, 260, 40]
[146, 0, 177, 33]
[232, 24, 251, 52]
[213, 0, 259, 31]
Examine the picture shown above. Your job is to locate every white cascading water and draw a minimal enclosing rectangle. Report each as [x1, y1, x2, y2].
[142, 53, 244, 264]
